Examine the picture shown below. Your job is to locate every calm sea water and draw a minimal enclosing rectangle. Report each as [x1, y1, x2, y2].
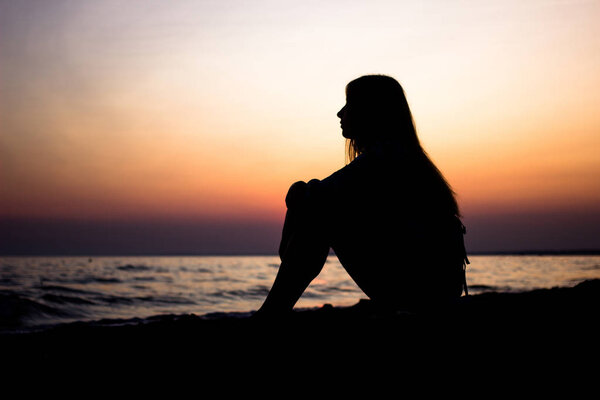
[1, 255, 599, 332]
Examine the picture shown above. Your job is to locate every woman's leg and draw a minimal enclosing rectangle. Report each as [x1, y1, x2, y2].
[256, 182, 330, 315]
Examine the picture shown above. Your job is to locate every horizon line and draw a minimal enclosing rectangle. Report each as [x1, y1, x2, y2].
[2, 249, 600, 257]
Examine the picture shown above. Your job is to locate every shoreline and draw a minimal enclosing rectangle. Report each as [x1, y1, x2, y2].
[3, 279, 599, 366]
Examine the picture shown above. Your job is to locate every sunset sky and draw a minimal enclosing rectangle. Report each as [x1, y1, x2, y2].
[1, 0, 599, 254]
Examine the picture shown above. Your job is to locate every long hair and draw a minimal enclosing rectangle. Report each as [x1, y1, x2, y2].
[345, 74, 460, 217]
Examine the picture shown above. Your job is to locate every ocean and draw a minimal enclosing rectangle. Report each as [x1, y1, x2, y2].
[1, 254, 599, 333]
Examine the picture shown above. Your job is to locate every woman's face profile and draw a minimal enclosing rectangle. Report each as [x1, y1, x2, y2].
[337, 102, 355, 139]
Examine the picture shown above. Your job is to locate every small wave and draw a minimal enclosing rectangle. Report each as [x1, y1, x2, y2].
[133, 276, 156, 282]
[0, 277, 18, 287]
[134, 295, 196, 305]
[94, 294, 135, 305]
[318, 286, 359, 293]
[195, 276, 233, 283]
[40, 262, 55, 267]
[91, 293, 195, 306]
[297, 291, 322, 299]
[37, 285, 91, 294]
[210, 286, 270, 299]
[93, 277, 122, 284]
[131, 275, 171, 284]
[1, 263, 17, 270]
[41, 293, 96, 306]
[582, 264, 600, 271]
[46, 277, 123, 285]
[0, 292, 74, 330]
[116, 264, 152, 272]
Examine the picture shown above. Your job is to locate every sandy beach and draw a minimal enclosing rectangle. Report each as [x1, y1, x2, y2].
[3, 279, 598, 373]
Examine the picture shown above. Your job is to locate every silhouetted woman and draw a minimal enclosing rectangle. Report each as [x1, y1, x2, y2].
[257, 74, 468, 316]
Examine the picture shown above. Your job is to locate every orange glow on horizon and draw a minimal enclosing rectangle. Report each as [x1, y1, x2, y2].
[1, 1, 599, 227]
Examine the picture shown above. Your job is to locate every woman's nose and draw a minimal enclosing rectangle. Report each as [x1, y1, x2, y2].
[337, 106, 345, 119]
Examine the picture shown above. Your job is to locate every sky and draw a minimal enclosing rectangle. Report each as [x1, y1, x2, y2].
[1, 0, 599, 254]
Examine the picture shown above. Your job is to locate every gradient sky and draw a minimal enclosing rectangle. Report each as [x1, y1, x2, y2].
[1, 0, 599, 254]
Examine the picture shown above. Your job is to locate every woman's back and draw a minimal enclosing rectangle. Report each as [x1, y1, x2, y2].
[309, 141, 465, 309]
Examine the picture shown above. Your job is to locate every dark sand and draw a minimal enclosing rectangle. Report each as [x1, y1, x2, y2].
[2, 280, 599, 377]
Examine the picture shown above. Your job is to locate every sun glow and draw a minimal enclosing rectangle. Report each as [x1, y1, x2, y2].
[1, 0, 599, 252]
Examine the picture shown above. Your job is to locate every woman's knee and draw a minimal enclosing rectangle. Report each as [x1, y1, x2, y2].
[285, 179, 324, 209]
[285, 181, 308, 208]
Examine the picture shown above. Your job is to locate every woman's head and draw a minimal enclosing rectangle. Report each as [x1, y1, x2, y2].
[339, 74, 460, 216]
[338, 75, 420, 160]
